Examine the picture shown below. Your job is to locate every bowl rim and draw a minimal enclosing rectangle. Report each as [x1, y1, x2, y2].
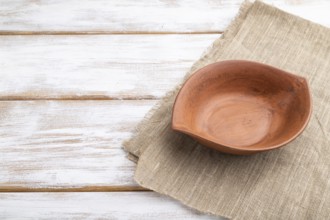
[172, 59, 313, 152]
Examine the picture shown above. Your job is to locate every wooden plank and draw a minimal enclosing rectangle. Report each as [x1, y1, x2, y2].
[0, 0, 237, 33]
[0, 0, 330, 33]
[0, 192, 222, 219]
[0, 100, 156, 190]
[0, 34, 217, 100]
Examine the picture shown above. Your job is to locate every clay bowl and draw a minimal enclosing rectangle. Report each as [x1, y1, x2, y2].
[172, 60, 312, 155]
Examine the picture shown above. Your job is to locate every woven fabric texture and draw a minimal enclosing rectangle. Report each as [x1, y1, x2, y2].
[124, 1, 330, 219]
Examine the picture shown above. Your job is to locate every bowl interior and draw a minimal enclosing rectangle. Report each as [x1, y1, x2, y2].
[173, 61, 311, 151]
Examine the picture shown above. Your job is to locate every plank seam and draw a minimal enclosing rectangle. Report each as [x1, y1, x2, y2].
[0, 97, 159, 101]
[0, 186, 149, 192]
[0, 31, 223, 35]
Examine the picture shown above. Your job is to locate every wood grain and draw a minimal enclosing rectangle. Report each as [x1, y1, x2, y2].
[172, 60, 312, 154]
[1, 1, 330, 218]
[0, 192, 222, 219]
[1, 0, 330, 33]
[0, 34, 216, 100]
[0, 100, 156, 190]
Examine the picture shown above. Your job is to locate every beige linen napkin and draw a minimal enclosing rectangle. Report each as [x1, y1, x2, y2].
[124, 1, 330, 219]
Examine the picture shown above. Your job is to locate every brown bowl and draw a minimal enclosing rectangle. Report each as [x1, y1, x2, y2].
[172, 60, 312, 155]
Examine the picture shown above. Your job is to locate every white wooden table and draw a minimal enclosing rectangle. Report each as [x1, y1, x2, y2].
[0, 1, 329, 219]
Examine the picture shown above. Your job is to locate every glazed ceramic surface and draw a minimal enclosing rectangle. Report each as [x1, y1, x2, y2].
[172, 60, 312, 155]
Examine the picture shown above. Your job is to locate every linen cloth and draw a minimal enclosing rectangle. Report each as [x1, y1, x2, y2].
[124, 1, 330, 219]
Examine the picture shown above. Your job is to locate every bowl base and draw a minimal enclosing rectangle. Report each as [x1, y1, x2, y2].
[197, 93, 278, 148]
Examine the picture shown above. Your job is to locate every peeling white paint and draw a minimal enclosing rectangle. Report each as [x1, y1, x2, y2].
[0, 35, 215, 99]
[0, 192, 221, 219]
[0, 101, 154, 188]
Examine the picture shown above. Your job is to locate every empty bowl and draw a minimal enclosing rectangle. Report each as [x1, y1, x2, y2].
[172, 60, 312, 155]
